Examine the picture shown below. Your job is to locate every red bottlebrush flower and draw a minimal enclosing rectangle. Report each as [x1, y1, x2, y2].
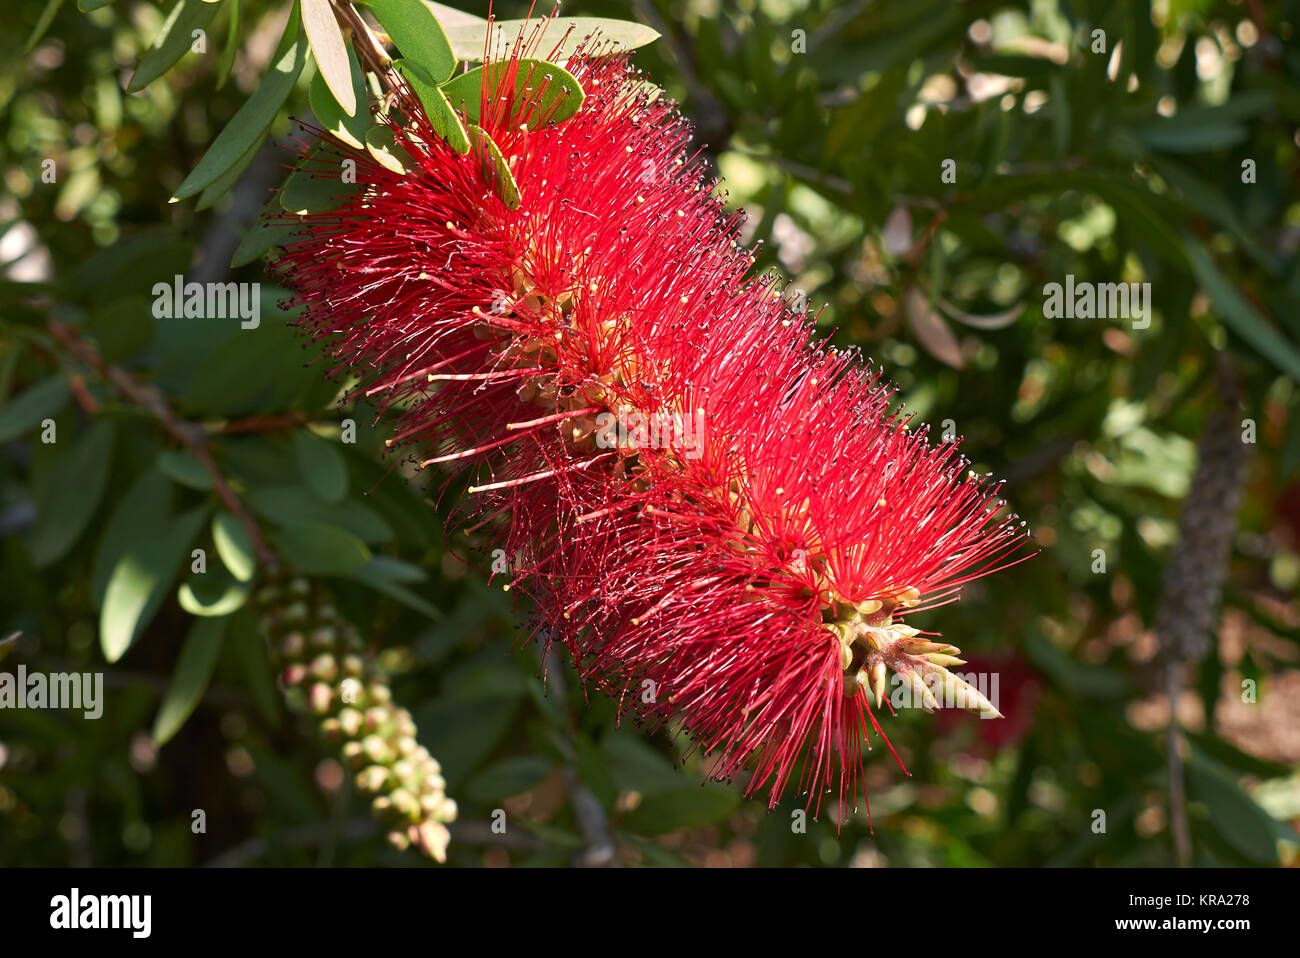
[274, 21, 1033, 823]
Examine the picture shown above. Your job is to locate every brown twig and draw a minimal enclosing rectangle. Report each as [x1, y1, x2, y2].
[329, 0, 401, 92]
[46, 320, 275, 566]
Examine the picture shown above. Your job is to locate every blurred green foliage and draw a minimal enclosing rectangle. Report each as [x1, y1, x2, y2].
[1, 0, 1299, 867]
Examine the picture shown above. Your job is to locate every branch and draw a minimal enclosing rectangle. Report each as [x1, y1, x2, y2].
[45, 320, 276, 566]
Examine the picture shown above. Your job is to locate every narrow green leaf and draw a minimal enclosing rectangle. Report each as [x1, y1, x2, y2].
[365, 125, 416, 174]
[268, 520, 371, 575]
[466, 756, 551, 801]
[100, 506, 209, 662]
[310, 42, 368, 148]
[347, 561, 442, 619]
[1187, 749, 1280, 865]
[0, 377, 69, 443]
[157, 448, 213, 490]
[152, 615, 226, 746]
[279, 146, 362, 214]
[92, 468, 173, 605]
[302, 0, 355, 116]
[424, 1, 486, 30]
[178, 570, 249, 616]
[196, 132, 267, 211]
[228, 607, 279, 723]
[28, 420, 115, 567]
[212, 511, 257, 582]
[359, 0, 455, 82]
[395, 59, 469, 153]
[78, 0, 116, 11]
[231, 201, 301, 267]
[246, 485, 393, 543]
[468, 124, 519, 209]
[619, 785, 740, 835]
[128, 0, 221, 92]
[216, 0, 240, 89]
[85, 296, 155, 364]
[25, 0, 66, 53]
[446, 17, 659, 63]
[171, 8, 306, 201]
[440, 58, 584, 130]
[291, 430, 348, 502]
[1184, 235, 1300, 381]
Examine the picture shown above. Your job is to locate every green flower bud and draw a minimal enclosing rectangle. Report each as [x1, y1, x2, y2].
[310, 653, 338, 683]
[338, 708, 363, 738]
[357, 765, 391, 794]
[308, 682, 335, 716]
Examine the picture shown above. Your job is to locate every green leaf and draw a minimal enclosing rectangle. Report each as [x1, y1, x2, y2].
[77, 0, 115, 11]
[85, 296, 155, 364]
[279, 146, 362, 215]
[1184, 235, 1300, 381]
[92, 468, 173, 606]
[127, 0, 221, 92]
[0, 377, 69, 443]
[466, 756, 552, 801]
[446, 17, 659, 63]
[25, 0, 66, 54]
[1187, 749, 1280, 865]
[231, 202, 302, 267]
[291, 430, 348, 502]
[228, 607, 279, 723]
[152, 615, 226, 747]
[171, 8, 306, 201]
[268, 520, 371, 575]
[28, 420, 115, 568]
[358, 0, 455, 82]
[353, 554, 426, 583]
[100, 506, 209, 662]
[212, 511, 257, 582]
[424, 2, 486, 30]
[394, 59, 469, 153]
[157, 448, 213, 490]
[440, 58, 584, 130]
[346, 560, 442, 619]
[619, 785, 740, 836]
[468, 124, 519, 209]
[310, 42, 368, 148]
[216, 0, 240, 89]
[196, 132, 267, 210]
[301, 0, 355, 116]
[178, 569, 249, 617]
[365, 125, 416, 174]
[246, 485, 392, 544]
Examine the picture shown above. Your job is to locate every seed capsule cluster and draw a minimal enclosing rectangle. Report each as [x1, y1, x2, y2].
[255, 572, 456, 861]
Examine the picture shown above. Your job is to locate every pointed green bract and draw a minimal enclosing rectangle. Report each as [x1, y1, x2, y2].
[469, 124, 519, 210]
[441, 58, 584, 130]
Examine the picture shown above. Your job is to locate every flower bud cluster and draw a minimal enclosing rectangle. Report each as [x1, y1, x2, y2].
[255, 572, 456, 861]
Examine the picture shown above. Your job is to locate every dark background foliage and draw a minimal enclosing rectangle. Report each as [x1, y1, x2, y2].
[2, 0, 1298, 867]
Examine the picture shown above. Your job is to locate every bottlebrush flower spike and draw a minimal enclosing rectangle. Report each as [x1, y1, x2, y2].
[275, 19, 1033, 823]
